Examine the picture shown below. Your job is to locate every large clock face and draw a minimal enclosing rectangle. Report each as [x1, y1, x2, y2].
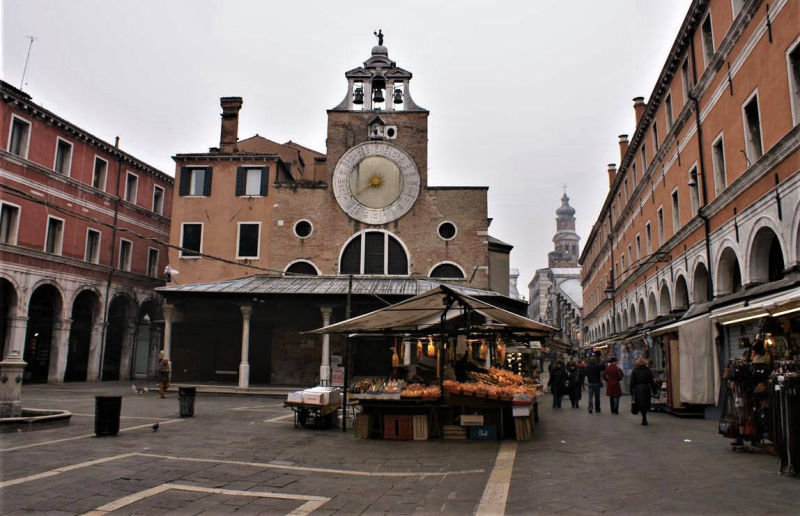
[333, 142, 420, 225]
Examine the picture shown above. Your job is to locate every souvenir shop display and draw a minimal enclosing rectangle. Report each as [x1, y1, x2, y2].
[718, 315, 800, 477]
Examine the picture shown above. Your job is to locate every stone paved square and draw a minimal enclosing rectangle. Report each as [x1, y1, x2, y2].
[1, 383, 798, 514]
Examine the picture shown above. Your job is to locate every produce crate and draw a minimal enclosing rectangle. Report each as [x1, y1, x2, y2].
[514, 416, 533, 441]
[443, 425, 467, 440]
[355, 413, 370, 439]
[412, 415, 428, 440]
[468, 425, 498, 441]
[383, 415, 413, 440]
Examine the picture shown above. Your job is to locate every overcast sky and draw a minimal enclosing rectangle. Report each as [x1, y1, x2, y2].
[2, 0, 692, 297]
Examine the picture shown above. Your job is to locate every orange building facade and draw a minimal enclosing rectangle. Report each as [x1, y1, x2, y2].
[580, 0, 800, 411]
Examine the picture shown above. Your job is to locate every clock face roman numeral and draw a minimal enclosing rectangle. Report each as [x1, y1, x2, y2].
[333, 142, 420, 225]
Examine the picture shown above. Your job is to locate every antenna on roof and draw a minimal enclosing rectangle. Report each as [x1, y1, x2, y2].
[20, 35, 37, 90]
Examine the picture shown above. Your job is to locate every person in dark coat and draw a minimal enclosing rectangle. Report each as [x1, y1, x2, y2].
[584, 356, 604, 413]
[629, 357, 658, 425]
[157, 352, 171, 398]
[603, 357, 624, 414]
[548, 360, 567, 408]
[566, 361, 584, 408]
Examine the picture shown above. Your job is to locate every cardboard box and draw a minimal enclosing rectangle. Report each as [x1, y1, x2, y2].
[459, 414, 484, 426]
[302, 391, 327, 405]
[287, 391, 304, 403]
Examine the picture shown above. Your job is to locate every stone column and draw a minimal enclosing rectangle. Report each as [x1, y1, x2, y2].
[0, 315, 29, 417]
[319, 307, 333, 386]
[86, 322, 105, 381]
[118, 324, 136, 381]
[48, 318, 71, 383]
[239, 305, 253, 389]
[162, 304, 175, 360]
[3, 315, 28, 360]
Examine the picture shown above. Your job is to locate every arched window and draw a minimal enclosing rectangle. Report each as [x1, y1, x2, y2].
[285, 261, 318, 276]
[339, 231, 408, 275]
[429, 263, 465, 279]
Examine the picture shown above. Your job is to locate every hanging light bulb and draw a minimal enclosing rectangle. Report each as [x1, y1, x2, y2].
[427, 336, 436, 358]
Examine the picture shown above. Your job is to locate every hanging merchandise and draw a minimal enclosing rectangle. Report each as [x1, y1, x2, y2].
[427, 336, 436, 358]
[496, 337, 506, 365]
[479, 339, 488, 360]
[391, 343, 399, 368]
[417, 339, 423, 360]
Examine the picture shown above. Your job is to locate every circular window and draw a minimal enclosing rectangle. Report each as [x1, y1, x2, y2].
[385, 127, 396, 138]
[294, 220, 312, 238]
[438, 221, 457, 240]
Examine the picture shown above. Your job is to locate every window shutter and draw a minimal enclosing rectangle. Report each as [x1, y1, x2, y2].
[203, 167, 213, 196]
[179, 167, 190, 196]
[260, 167, 269, 196]
[235, 167, 246, 196]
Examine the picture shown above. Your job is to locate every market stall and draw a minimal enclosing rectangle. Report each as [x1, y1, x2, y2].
[308, 286, 556, 441]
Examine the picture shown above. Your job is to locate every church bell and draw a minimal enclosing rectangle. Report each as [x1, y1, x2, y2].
[372, 73, 386, 103]
[393, 88, 403, 104]
[353, 87, 364, 105]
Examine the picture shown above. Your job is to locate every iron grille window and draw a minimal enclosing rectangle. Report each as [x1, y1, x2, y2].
[340, 231, 408, 275]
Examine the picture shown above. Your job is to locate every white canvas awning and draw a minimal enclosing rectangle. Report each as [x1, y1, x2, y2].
[711, 287, 800, 325]
[308, 285, 556, 336]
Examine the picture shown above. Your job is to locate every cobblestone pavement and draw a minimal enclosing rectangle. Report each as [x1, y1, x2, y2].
[1, 383, 798, 515]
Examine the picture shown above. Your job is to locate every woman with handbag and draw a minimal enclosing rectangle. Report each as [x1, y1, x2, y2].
[629, 357, 658, 425]
[602, 357, 624, 414]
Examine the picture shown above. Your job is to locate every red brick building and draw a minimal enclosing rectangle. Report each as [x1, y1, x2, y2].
[160, 37, 520, 387]
[580, 0, 799, 413]
[0, 80, 173, 413]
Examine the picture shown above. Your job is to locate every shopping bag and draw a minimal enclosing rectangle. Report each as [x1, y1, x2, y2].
[631, 399, 639, 415]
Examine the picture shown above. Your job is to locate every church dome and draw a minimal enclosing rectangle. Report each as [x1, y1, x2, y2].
[556, 193, 575, 217]
[371, 45, 388, 56]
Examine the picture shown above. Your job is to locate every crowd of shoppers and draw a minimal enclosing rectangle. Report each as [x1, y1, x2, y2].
[546, 351, 658, 426]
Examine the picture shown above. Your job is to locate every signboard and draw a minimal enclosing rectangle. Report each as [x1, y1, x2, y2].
[331, 366, 345, 387]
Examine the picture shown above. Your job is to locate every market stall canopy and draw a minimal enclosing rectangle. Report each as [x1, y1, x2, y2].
[308, 285, 556, 336]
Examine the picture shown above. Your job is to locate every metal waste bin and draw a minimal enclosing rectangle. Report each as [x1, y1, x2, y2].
[178, 387, 196, 417]
[772, 374, 799, 477]
[95, 396, 121, 436]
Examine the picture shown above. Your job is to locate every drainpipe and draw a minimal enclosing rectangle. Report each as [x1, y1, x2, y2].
[689, 37, 715, 302]
[98, 140, 122, 379]
[608, 210, 616, 334]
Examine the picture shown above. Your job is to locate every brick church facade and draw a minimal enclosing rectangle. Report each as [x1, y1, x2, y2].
[160, 36, 519, 386]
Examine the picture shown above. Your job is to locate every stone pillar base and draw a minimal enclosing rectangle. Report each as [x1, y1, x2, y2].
[0, 359, 26, 418]
[320, 365, 330, 387]
[238, 362, 250, 389]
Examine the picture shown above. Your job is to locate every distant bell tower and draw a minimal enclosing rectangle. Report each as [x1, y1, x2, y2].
[548, 191, 580, 268]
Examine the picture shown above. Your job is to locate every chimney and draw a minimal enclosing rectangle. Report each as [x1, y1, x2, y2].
[607, 163, 617, 188]
[618, 134, 629, 163]
[219, 97, 243, 153]
[114, 136, 120, 149]
[633, 96, 646, 127]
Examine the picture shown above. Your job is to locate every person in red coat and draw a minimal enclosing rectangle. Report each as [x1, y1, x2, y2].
[603, 357, 624, 414]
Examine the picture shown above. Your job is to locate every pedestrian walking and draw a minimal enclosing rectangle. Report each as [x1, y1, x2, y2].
[629, 357, 658, 425]
[584, 356, 604, 413]
[157, 352, 171, 398]
[567, 361, 584, 408]
[603, 356, 624, 414]
[548, 360, 567, 408]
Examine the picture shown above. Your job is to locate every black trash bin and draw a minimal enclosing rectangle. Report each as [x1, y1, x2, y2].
[178, 387, 196, 417]
[95, 396, 122, 437]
